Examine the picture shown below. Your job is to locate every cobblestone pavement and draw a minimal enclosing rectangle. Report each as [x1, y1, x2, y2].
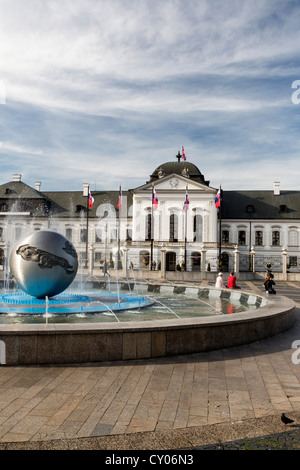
[0, 279, 300, 451]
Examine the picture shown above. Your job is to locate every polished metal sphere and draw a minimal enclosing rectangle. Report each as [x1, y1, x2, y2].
[9, 230, 78, 298]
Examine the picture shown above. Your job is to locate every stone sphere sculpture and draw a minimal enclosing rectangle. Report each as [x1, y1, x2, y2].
[9, 230, 78, 299]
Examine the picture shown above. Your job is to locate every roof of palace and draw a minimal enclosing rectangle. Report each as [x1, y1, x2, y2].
[221, 190, 300, 220]
[0, 179, 132, 218]
[1, 171, 300, 221]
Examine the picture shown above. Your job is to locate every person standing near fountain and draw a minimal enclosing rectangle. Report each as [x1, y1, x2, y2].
[103, 260, 110, 277]
[264, 274, 276, 294]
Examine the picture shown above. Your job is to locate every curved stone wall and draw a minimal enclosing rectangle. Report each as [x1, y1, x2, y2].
[0, 285, 295, 366]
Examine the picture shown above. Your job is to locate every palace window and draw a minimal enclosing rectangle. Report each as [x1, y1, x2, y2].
[288, 229, 298, 246]
[255, 230, 263, 246]
[145, 214, 151, 240]
[272, 230, 280, 246]
[289, 256, 298, 267]
[95, 229, 102, 242]
[66, 228, 73, 241]
[238, 230, 246, 246]
[193, 214, 202, 242]
[15, 226, 22, 240]
[222, 230, 229, 243]
[80, 228, 87, 242]
[169, 213, 178, 242]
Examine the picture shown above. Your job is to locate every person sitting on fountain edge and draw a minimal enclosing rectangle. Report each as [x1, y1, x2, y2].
[215, 272, 226, 289]
[227, 272, 239, 289]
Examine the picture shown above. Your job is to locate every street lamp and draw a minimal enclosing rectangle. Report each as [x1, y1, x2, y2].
[83, 183, 90, 269]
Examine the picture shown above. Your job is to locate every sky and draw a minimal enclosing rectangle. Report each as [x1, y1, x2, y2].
[1, 0, 300, 193]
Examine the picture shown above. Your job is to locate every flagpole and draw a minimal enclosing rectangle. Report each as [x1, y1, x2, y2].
[151, 183, 154, 270]
[184, 184, 188, 270]
[218, 184, 222, 270]
[85, 183, 90, 269]
[117, 184, 121, 270]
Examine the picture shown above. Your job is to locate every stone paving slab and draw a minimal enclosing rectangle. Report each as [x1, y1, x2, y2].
[0, 280, 299, 450]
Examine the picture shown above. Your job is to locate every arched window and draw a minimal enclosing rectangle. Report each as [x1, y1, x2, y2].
[193, 214, 203, 242]
[169, 213, 178, 242]
[191, 251, 201, 271]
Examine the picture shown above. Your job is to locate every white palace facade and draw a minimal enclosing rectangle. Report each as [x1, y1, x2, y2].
[1, 152, 300, 280]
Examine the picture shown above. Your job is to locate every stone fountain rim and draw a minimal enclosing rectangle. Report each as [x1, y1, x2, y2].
[0, 283, 295, 334]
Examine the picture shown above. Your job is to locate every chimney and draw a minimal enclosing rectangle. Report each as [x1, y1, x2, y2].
[83, 183, 89, 197]
[274, 181, 280, 196]
[35, 181, 41, 191]
[12, 174, 21, 182]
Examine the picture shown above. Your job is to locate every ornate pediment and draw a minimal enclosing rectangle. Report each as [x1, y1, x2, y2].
[133, 173, 217, 194]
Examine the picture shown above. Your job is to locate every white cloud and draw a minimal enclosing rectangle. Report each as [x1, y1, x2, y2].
[0, 0, 300, 191]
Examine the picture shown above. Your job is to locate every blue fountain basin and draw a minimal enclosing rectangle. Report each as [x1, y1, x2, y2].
[0, 291, 154, 315]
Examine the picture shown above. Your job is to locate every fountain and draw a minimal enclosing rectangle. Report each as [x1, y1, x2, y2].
[4, 230, 153, 317]
[0, 231, 295, 366]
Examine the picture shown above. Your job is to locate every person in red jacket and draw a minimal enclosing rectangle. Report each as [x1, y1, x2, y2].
[227, 272, 238, 289]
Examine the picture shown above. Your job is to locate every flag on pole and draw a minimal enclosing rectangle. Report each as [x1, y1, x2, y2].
[183, 187, 189, 211]
[215, 189, 221, 208]
[182, 146, 186, 161]
[88, 191, 94, 209]
[117, 185, 122, 209]
[152, 186, 158, 210]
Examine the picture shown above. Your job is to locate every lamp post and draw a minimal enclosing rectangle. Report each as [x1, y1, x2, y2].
[83, 183, 90, 269]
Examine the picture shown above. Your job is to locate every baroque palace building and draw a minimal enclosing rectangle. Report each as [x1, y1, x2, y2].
[0, 152, 300, 279]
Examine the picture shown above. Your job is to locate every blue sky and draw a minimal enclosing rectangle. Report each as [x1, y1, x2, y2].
[1, 0, 300, 192]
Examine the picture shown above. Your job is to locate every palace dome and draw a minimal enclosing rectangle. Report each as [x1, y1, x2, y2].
[149, 151, 210, 185]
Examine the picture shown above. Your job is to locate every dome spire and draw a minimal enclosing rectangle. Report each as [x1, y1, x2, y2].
[176, 151, 181, 162]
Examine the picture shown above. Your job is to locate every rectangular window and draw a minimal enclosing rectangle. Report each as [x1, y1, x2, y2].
[222, 230, 229, 243]
[288, 230, 298, 246]
[66, 228, 72, 241]
[272, 231, 280, 246]
[289, 256, 297, 267]
[145, 214, 151, 241]
[80, 228, 87, 242]
[255, 230, 263, 246]
[238, 230, 246, 245]
[95, 230, 102, 242]
[15, 226, 22, 240]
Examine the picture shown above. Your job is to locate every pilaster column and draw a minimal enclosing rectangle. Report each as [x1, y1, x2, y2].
[200, 248, 206, 276]
[88, 246, 94, 275]
[250, 246, 256, 273]
[160, 245, 166, 279]
[233, 245, 239, 278]
[282, 246, 287, 281]
[122, 242, 128, 276]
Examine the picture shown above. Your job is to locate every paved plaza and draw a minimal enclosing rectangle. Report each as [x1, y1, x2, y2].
[0, 279, 300, 450]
